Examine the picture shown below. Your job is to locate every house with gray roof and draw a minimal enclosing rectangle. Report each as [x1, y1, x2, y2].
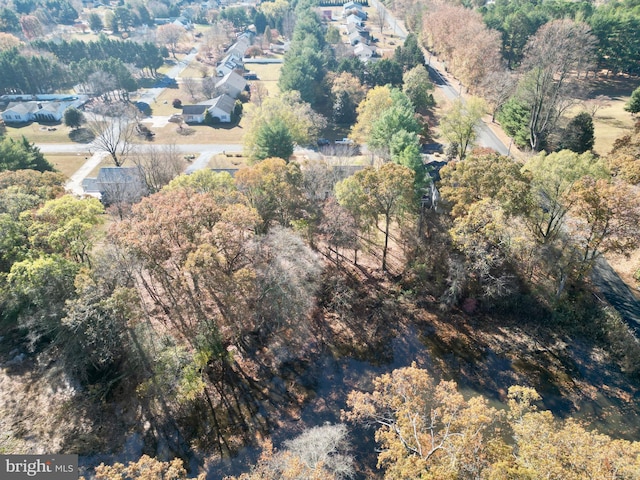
[181, 94, 236, 123]
[215, 71, 247, 99]
[82, 166, 147, 204]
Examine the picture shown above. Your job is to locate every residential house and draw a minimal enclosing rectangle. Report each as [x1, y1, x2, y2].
[346, 14, 363, 27]
[173, 16, 193, 30]
[354, 43, 375, 61]
[348, 31, 369, 45]
[345, 22, 369, 37]
[342, 1, 365, 17]
[216, 54, 241, 76]
[216, 35, 252, 76]
[182, 104, 209, 123]
[227, 35, 251, 60]
[1, 96, 88, 123]
[181, 94, 236, 123]
[82, 167, 147, 204]
[215, 71, 247, 99]
[33, 102, 67, 122]
[201, 94, 235, 123]
[1, 102, 40, 123]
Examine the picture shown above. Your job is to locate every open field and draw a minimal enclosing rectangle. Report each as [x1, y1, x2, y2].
[248, 63, 283, 96]
[141, 116, 247, 144]
[5, 123, 71, 144]
[208, 153, 247, 169]
[44, 153, 90, 179]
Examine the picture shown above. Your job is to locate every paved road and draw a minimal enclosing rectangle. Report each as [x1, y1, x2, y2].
[592, 258, 640, 336]
[38, 143, 242, 154]
[138, 45, 201, 105]
[426, 58, 509, 155]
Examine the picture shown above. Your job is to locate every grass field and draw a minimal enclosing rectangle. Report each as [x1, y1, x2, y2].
[143, 116, 247, 144]
[45, 153, 90, 179]
[5, 123, 71, 143]
[249, 63, 283, 96]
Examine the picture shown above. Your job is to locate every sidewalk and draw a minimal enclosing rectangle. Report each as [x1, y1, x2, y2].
[65, 151, 108, 196]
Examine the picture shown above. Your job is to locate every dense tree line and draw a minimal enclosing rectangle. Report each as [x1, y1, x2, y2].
[0, 35, 167, 94]
[32, 36, 165, 76]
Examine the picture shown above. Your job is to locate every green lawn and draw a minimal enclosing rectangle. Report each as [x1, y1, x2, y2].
[45, 153, 90, 179]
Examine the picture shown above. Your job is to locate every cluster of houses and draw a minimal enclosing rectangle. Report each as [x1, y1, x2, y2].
[181, 33, 252, 124]
[342, 1, 376, 62]
[0, 95, 89, 124]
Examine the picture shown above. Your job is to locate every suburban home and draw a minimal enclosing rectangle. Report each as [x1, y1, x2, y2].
[201, 94, 235, 123]
[216, 54, 242, 76]
[342, 1, 365, 17]
[173, 16, 193, 30]
[181, 94, 236, 123]
[348, 31, 369, 45]
[182, 104, 209, 123]
[345, 22, 368, 36]
[1, 96, 88, 124]
[354, 43, 375, 61]
[215, 71, 247, 99]
[1, 102, 40, 123]
[82, 167, 147, 204]
[346, 14, 364, 27]
[227, 35, 251, 61]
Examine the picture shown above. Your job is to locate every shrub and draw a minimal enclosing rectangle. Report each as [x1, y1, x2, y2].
[172, 98, 182, 108]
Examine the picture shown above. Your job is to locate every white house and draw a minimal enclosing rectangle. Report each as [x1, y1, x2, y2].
[181, 104, 209, 123]
[181, 94, 236, 124]
[346, 14, 363, 27]
[202, 94, 235, 123]
[1, 95, 88, 124]
[82, 167, 147, 204]
[354, 43, 375, 62]
[216, 54, 242, 77]
[215, 71, 247, 99]
[348, 31, 369, 46]
[1, 102, 40, 123]
[228, 35, 251, 59]
[342, 1, 364, 16]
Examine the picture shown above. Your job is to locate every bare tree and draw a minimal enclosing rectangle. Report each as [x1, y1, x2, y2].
[249, 82, 268, 106]
[156, 23, 186, 58]
[133, 144, 186, 193]
[182, 77, 200, 101]
[583, 94, 612, 118]
[480, 69, 517, 122]
[372, 4, 387, 34]
[284, 424, 355, 479]
[87, 71, 117, 101]
[518, 19, 597, 151]
[86, 103, 138, 167]
[201, 76, 218, 99]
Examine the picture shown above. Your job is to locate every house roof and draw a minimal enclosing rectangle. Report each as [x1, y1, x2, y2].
[349, 31, 367, 43]
[346, 14, 363, 25]
[215, 71, 247, 93]
[4, 102, 40, 115]
[343, 1, 363, 10]
[182, 104, 208, 115]
[96, 167, 143, 184]
[354, 43, 374, 54]
[208, 94, 235, 114]
[37, 102, 64, 113]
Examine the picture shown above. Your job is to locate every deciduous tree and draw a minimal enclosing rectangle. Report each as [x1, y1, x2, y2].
[517, 20, 597, 151]
[86, 103, 138, 167]
[440, 97, 487, 160]
[336, 163, 415, 271]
